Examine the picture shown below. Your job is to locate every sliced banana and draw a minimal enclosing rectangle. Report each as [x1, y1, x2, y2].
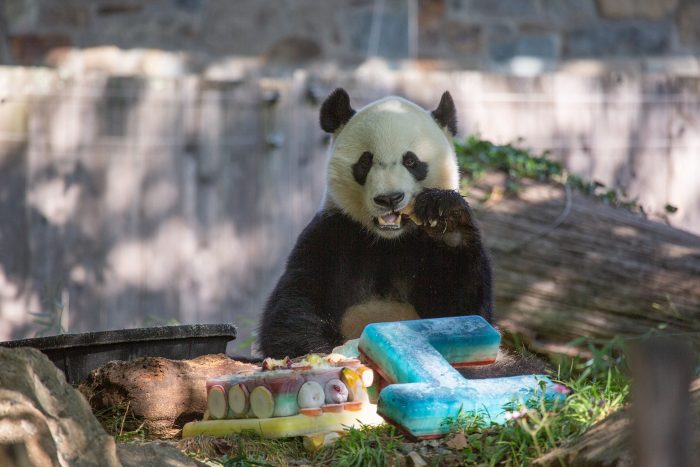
[250, 386, 275, 419]
[228, 384, 249, 417]
[207, 386, 227, 420]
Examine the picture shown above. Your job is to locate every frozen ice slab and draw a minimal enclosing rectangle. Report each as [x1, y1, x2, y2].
[359, 316, 500, 385]
[358, 316, 561, 439]
[182, 403, 384, 439]
[183, 355, 381, 439]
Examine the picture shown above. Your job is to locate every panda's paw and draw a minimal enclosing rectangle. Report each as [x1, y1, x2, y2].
[413, 188, 471, 235]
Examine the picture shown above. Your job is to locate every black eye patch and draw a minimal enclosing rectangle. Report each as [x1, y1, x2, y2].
[402, 151, 428, 181]
[352, 151, 373, 185]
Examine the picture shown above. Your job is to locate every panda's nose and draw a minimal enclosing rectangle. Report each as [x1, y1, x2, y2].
[373, 192, 405, 209]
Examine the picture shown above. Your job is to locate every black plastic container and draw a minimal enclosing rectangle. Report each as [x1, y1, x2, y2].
[0, 324, 237, 384]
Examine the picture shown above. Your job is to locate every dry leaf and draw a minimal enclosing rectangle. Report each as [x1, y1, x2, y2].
[446, 432, 468, 450]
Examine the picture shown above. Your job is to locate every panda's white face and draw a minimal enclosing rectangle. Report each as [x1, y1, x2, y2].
[325, 96, 459, 239]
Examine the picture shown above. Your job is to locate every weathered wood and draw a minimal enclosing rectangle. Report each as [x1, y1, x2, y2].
[470, 176, 700, 348]
[629, 338, 695, 467]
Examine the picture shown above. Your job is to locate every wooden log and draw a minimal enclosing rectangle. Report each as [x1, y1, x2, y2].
[629, 338, 695, 467]
[470, 175, 700, 350]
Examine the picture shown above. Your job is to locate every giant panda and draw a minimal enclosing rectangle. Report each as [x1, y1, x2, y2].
[258, 88, 493, 358]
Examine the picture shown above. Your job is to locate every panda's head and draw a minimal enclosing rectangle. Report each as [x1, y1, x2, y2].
[320, 88, 459, 239]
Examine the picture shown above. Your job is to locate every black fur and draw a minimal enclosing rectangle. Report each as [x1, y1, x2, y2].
[320, 88, 356, 133]
[402, 151, 428, 181]
[431, 91, 457, 136]
[258, 188, 493, 358]
[352, 151, 373, 185]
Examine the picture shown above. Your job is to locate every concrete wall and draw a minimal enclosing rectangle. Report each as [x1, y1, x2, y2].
[1, 66, 698, 352]
[2, 0, 700, 73]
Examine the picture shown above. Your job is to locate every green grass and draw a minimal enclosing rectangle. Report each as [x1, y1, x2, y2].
[179, 432, 308, 466]
[317, 424, 403, 467]
[447, 370, 629, 466]
[180, 425, 403, 467]
[94, 400, 147, 443]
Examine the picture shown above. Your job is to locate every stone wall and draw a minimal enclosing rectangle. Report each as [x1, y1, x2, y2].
[1, 0, 699, 73]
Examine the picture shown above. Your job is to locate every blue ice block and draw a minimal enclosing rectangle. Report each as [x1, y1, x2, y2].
[358, 316, 561, 439]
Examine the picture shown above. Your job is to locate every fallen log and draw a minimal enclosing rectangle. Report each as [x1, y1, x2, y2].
[471, 176, 700, 350]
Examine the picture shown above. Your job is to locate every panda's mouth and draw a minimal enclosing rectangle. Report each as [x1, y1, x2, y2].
[374, 212, 405, 230]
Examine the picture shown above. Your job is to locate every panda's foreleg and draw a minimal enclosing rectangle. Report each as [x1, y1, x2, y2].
[413, 188, 494, 322]
[258, 292, 343, 358]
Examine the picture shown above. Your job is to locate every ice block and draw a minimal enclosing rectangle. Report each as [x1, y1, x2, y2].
[182, 403, 384, 439]
[358, 316, 561, 439]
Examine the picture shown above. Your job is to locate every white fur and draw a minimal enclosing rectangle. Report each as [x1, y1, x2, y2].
[324, 96, 459, 239]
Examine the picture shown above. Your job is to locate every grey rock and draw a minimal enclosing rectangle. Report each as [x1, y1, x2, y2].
[399, 443, 414, 455]
[118, 441, 207, 467]
[0, 442, 33, 467]
[0, 347, 120, 467]
[406, 451, 428, 467]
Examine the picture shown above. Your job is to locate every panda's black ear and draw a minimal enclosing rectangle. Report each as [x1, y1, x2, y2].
[431, 91, 458, 137]
[320, 88, 356, 133]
